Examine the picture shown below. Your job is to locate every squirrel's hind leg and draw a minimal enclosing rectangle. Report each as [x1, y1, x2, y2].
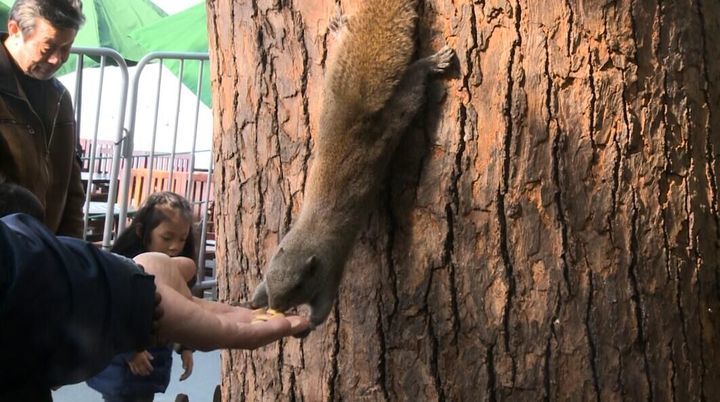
[328, 5, 348, 36]
[377, 45, 456, 136]
[425, 45, 455, 74]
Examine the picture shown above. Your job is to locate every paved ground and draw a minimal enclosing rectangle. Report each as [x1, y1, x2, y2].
[52, 350, 221, 402]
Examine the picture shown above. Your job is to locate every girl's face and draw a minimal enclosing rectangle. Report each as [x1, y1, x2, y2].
[147, 207, 191, 257]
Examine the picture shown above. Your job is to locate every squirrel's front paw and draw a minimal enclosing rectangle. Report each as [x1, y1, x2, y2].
[250, 281, 269, 308]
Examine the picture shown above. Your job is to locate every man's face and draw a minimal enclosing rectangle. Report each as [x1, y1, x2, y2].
[6, 17, 77, 80]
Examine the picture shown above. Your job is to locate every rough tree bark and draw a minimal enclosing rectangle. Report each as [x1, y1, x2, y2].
[207, 0, 720, 400]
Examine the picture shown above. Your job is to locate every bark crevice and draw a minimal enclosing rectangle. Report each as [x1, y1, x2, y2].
[585, 272, 601, 401]
[375, 301, 390, 401]
[686, 133, 707, 402]
[544, 287, 563, 401]
[487, 344, 497, 402]
[546, 35, 571, 297]
[696, 256, 707, 402]
[423, 254, 445, 400]
[669, 341, 677, 402]
[427, 305, 446, 402]
[694, 0, 720, 300]
[543, 328, 551, 402]
[498, 2, 522, 383]
[230, 1, 240, 138]
[463, 4, 480, 91]
[444, 106, 468, 342]
[294, 9, 313, 206]
[587, 44, 597, 158]
[328, 303, 340, 402]
[253, 14, 270, 274]
[661, 64, 673, 281]
[276, 339, 286, 392]
[289, 370, 297, 402]
[629, 190, 653, 401]
[564, 0, 574, 57]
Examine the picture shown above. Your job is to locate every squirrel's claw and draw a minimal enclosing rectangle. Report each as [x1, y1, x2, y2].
[329, 6, 348, 35]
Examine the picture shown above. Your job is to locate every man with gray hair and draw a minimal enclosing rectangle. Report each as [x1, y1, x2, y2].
[0, 0, 86, 238]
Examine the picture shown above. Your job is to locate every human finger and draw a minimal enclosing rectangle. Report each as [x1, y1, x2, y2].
[139, 352, 154, 375]
[154, 291, 163, 319]
[231, 315, 311, 349]
[179, 358, 193, 381]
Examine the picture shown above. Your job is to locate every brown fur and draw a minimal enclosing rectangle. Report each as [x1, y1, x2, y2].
[252, 0, 454, 328]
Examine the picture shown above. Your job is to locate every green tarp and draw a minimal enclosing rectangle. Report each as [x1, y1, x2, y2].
[0, 3, 8, 27]
[129, 2, 210, 106]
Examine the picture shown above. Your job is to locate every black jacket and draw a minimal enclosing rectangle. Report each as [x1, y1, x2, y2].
[0, 214, 156, 400]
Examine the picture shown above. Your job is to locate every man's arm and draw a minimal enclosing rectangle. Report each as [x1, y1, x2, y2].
[55, 92, 85, 238]
[0, 214, 309, 389]
[56, 153, 85, 237]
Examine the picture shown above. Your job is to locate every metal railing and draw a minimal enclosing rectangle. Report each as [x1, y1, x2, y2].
[69, 47, 128, 250]
[119, 51, 215, 292]
[69, 48, 216, 293]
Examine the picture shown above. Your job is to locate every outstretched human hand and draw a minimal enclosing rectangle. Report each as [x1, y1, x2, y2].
[132, 252, 311, 351]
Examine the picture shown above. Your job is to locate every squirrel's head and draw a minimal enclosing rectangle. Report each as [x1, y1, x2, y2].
[266, 246, 321, 312]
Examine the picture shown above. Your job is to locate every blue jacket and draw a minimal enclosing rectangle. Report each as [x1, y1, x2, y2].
[87, 346, 174, 396]
[0, 213, 156, 398]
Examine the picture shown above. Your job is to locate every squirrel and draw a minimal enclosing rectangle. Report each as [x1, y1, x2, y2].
[251, 0, 454, 329]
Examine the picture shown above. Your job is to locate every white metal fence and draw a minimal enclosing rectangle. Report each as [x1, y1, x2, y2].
[68, 48, 216, 293]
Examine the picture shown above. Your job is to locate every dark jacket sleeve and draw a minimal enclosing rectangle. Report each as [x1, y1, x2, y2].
[55, 92, 86, 238]
[0, 213, 156, 391]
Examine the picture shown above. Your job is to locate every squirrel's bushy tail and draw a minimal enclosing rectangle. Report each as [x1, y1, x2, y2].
[324, 0, 418, 118]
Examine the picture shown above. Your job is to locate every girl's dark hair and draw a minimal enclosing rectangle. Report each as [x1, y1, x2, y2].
[0, 177, 44, 220]
[112, 191, 196, 263]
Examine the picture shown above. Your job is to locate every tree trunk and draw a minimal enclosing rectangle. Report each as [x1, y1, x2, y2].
[207, 0, 720, 400]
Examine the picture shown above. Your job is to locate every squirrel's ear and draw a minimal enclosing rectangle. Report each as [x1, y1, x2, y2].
[303, 255, 319, 273]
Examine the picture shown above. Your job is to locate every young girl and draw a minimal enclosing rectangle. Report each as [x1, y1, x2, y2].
[88, 191, 197, 402]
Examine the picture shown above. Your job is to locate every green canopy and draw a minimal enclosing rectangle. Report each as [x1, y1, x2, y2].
[0, 3, 8, 28]
[128, 2, 210, 106]
[0, 0, 166, 75]
[73, 0, 166, 58]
